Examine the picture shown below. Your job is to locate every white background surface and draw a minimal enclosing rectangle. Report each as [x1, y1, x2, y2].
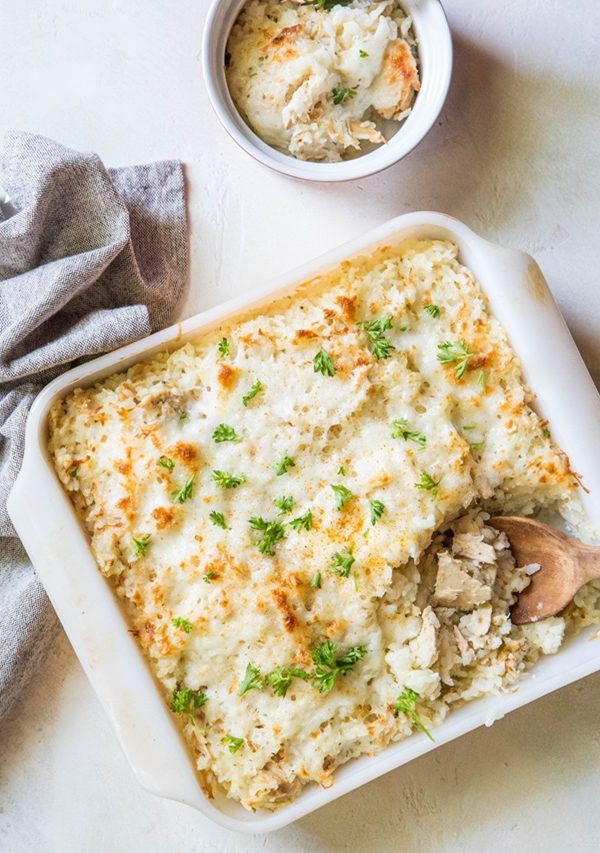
[1, 1, 600, 850]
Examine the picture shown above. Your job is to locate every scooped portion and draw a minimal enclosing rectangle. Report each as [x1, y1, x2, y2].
[225, 0, 420, 162]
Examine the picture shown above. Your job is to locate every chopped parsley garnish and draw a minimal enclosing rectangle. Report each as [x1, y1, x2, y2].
[238, 663, 264, 696]
[424, 304, 441, 318]
[542, 427, 551, 438]
[274, 495, 294, 514]
[132, 533, 151, 557]
[313, 348, 336, 377]
[203, 570, 217, 583]
[415, 471, 440, 498]
[337, 465, 346, 475]
[311, 641, 367, 693]
[171, 616, 192, 633]
[218, 337, 229, 357]
[265, 666, 309, 697]
[310, 571, 322, 589]
[212, 423, 241, 443]
[332, 86, 356, 106]
[170, 687, 208, 725]
[359, 49, 369, 58]
[171, 475, 195, 503]
[179, 411, 189, 422]
[289, 509, 313, 532]
[393, 688, 434, 742]
[357, 315, 395, 360]
[390, 418, 426, 447]
[462, 424, 476, 431]
[242, 379, 263, 407]
[469, 440, 485, 451]
[309, 0, 353, 9]
[275, 455, 295, 476]
[327, 548, 355, 578]
[369, 499, 385, 525]
[331, 483, 353, 510]
[478, 370, 487, 389]
[212, 470, 246, 489]
[437, 340, 473, 379]
[249, 517, 286, 555]
[69, 466, 78, 478]
[209, 510, 229, 529]
[157, 455, 175, 472]
[221, 734, 244, 753]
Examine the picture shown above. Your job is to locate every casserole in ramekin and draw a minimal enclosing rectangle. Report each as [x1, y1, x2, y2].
[202, 0, 453, 182]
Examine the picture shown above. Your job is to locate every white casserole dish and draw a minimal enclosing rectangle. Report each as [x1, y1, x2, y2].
[8, 211, 600, 833]
[202, 0, 453, 182]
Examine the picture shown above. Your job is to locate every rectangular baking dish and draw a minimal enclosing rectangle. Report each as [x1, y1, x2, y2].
[8, 211, 600, 834]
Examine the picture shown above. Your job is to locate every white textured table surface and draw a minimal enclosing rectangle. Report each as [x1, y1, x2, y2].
[2, 1, 600, 850]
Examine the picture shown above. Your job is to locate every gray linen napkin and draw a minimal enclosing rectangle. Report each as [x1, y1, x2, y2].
[0, 131, 188, 721]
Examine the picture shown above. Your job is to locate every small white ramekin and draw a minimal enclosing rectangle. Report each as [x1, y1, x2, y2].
[202, 0, 453, 183]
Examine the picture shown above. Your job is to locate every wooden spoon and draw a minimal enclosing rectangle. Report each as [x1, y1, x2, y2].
[489, 516, 600, 625]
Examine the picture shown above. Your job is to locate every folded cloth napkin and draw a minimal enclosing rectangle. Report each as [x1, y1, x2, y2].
[0, 131, 188, 721]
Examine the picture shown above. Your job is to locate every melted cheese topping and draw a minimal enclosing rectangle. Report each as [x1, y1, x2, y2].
[49, 240, 582, 810]
[226, 0, 420, 161]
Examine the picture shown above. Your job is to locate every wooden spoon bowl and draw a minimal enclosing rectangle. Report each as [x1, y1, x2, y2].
[489, 516, 600, 625]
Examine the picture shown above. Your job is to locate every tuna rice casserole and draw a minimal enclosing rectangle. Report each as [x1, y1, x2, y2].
[49, 239, 600, 811]
[225, 0, 420, 162]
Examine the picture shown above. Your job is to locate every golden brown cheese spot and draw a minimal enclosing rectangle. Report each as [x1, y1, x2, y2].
[169, 441, 199, 468]
[272, 588, 297, 632]
[152, 506, 176, 530]
[335, 295, 357, 323]
[217, 363, 237, 388]
[292, 328, 318, 344]
[116, 495, 134, 522]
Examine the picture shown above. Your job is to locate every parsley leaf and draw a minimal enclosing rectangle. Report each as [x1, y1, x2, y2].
[275, 455, 295, 476]
[357, 315, 395, 360]
[393, 688, 434, 742]
[327, 548, 355, 578]
[309, 0, 353, 9]
[171, 475, 195, 503]
[265, 666, 309, 697]
[170, 687, 208, 728]
[424, 304, 441, 318]
[359, 49, 369, 58]
[331, 483, 353, 510]
[437, 340, 473, 379]
[337, 465, 346, 475]
[218, 337, 229, 357]
[274, 495, 294, 514]
[171, 616, 192, 633]
[289, 509, 313, 531]
[332, 86, 356, 106]
[69, 466, 78, 478]
[212, 470, 246, 489]
[132, 533, 151, 557]
[249, 517, 286, 555]
[311, 641, 367, 693]
[390, 418, 426, 447]
[310, 571, 322, 588]
[415, 471, 440, 498]
[157, 455, 175, 472]
[542, 427, 551, 438]
[242, 379, 263, 407]
[313, 348, 336, 377]
[221, 734, 244, 753]
[212, 423, 241, 443]
[238, 663, 264, 696]
[203, 570, 217, 583]
[369, 499, 385, 525]
[179, 411, 189, 422]
[209, 510, 229, 529]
